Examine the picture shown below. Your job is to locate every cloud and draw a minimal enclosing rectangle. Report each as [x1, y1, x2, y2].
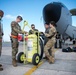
[4, 14, 16, 19]
[4, 14, 23, 20]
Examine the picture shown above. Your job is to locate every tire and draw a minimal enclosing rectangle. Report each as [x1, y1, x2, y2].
[39, 38, 44, 60]
[67, 47, 72, 52]
[62, 47, 72, 52]
[32, 53, 40, 65]
[17, 52, 25, 63]
[72, 47, 76, 52]
[62, 48, 67, 52]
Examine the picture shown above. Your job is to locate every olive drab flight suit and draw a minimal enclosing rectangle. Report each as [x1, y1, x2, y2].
[44, 26, 56, 63]
[11, 21, 25, 60]
[0, 19, 4, 71]
[29, 29, 38, 35]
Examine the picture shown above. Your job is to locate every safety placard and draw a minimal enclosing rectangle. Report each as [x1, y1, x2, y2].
[27, 39, 33, 47]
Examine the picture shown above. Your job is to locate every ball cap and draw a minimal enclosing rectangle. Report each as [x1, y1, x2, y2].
[17, 15, 23, 20]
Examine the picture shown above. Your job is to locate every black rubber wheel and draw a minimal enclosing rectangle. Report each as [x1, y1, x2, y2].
[32, 53, 40, 65]
[62, 47, 72, 52]
[72, 47, 76, 52]
[17, 52, 25, 63]
[39, 38, 44, 60]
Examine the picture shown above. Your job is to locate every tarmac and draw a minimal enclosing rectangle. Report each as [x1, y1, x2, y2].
[0, 41, 76, 75]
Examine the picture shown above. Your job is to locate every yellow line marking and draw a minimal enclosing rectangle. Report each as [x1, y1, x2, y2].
[24, 61, 43, 75]
[24, 49, 57, 75]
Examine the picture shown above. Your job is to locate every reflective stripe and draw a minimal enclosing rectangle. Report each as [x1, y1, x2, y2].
[11, 35, 18, 38]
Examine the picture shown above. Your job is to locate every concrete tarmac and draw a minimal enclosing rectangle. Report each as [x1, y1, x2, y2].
[0, 42, 76, 75]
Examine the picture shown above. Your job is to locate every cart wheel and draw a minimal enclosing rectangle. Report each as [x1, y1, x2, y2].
[17, 52, 25, 63]
[39, 38, 44, 60]
[32, 53, 40, 65]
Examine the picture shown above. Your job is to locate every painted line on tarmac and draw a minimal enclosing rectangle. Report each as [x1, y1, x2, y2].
[24, 49, 57, 75]
[24, 61, 43, 75]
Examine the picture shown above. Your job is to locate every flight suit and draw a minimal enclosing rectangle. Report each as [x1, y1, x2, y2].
[11, 21, 25, 61]
[0, 20, 4, 71]
[0, 21, 3, 56]
[44, 26, 56, 63]
[44, 28, 50, 46]
[29, 29, 38, 35]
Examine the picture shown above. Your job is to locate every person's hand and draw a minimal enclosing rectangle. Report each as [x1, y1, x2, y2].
[26, 33, 28, 36]
[24, 31, 28, 34]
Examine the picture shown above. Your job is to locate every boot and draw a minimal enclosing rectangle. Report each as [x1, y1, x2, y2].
[51, 58, 55, 64]
[12, 58, 17, 67]
[48, 57, 55, 64]
[0, 64, 2, 67]
[43, 56, 48, 60]
[0, 67, 3, 71]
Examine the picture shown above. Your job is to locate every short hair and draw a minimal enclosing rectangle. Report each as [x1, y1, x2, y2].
[45, 23, 49, 25]
[17, 16, 23, 21]
[31, 24, 35, 27]
[49, 21, 57, 27]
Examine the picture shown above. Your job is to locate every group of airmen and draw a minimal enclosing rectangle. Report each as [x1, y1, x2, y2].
[0, 10, 57, 71]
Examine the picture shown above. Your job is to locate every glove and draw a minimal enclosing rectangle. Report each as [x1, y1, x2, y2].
[23, 31, 28, 34]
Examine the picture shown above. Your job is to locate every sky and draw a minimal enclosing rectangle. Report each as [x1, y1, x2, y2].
[0, 0, 76, 41]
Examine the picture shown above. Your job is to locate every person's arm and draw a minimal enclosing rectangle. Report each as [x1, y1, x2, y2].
[13, 26, 24, 34]
[45, 29, 52, 37]
[45, 28, 56, 38]
[11, 22, 27, 34]
[29, 30, 34, 34]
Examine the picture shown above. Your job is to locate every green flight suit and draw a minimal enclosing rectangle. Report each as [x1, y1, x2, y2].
[11, 21, 24, 59]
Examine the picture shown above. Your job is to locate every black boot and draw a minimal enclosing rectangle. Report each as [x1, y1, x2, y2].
[0, 67, 3, 71]
[0, 64, 2, 67]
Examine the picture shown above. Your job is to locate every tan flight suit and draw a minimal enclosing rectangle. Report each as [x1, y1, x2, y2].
[11, 21, 25, 60]
[44, 26, 56, 63]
